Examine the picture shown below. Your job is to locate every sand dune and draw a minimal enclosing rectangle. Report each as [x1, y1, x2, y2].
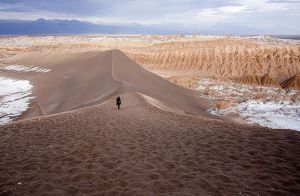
[1, 37, 300, 195]
[12, 50, 215, 120]
[1, 91, 300, 195]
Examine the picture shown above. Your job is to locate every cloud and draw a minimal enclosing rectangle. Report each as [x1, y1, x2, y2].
[268, 0, 300, 3]
[0, 0, 299, 34]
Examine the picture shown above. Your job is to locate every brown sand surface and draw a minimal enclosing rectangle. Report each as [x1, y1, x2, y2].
[1, 92, 300, 195]
[11, 50, 216, 120]
[1, 49, 300, 195]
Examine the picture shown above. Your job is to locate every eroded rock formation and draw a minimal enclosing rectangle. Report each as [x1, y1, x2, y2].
[281, 73, 300, 90]
[1, 35, 300, 89]
[125, 37, 300, 87]
[235, 74, 281, 87]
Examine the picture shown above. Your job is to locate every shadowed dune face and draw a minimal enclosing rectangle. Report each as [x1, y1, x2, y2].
[17, 50, 214, 120]
[30, 51, 122, 116]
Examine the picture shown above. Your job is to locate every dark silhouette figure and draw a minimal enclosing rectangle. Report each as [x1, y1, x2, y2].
[116, 96, 121, 110]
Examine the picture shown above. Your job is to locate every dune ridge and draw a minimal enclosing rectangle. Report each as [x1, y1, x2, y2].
[1, 46, 300, 195]
[17, 50, 215, 120]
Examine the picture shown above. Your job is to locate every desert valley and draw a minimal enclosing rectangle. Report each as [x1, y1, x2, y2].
[1, 35, 300, 129]
[0, 35, 300, 195]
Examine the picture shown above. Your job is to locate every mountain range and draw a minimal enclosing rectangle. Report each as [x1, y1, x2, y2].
[0, 18, 180, 35]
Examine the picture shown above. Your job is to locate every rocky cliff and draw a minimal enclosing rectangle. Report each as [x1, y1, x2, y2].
[125, 37, 300, 85]
[281, 73, 300, 90]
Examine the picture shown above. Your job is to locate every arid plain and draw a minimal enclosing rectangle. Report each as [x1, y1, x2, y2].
[0, 35, 300, 195]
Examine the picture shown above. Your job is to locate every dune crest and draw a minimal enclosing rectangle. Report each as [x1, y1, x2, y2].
[19, 50, 215, 120]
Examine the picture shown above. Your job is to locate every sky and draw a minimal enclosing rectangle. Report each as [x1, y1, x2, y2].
[0, 0, 299, 34]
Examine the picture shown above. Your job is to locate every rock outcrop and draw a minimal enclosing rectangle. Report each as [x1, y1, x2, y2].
[235, 74, 281, 87]
[125, 37, 300, 84]
[167, 76, 199, 89]
[213, 100, 237, 110]
[281, 73, 300, 90]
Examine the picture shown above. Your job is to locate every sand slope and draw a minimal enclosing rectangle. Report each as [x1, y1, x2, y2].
[20, 50, 215, 119]
[1, 92, 300, 195]
[1, 49, 300, 195]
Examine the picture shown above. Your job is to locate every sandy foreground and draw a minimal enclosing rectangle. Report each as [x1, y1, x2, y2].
[0, 92, 300, 195]
[0, 49, 300, 195]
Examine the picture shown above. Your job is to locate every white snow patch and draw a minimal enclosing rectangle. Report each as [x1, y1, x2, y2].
[1, 64, 50, 73]
[0, 76, 33, 124]
[246, 35, 300, 45]
[196, 78, 290, 101]
[197, 78, 300, 131]
[210, 101, 300, 131]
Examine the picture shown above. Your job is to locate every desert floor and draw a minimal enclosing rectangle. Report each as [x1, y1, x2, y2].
[1, 92, 300, 195]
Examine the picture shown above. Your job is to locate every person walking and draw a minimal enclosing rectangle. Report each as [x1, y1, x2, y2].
[116, 96, 121, 110]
